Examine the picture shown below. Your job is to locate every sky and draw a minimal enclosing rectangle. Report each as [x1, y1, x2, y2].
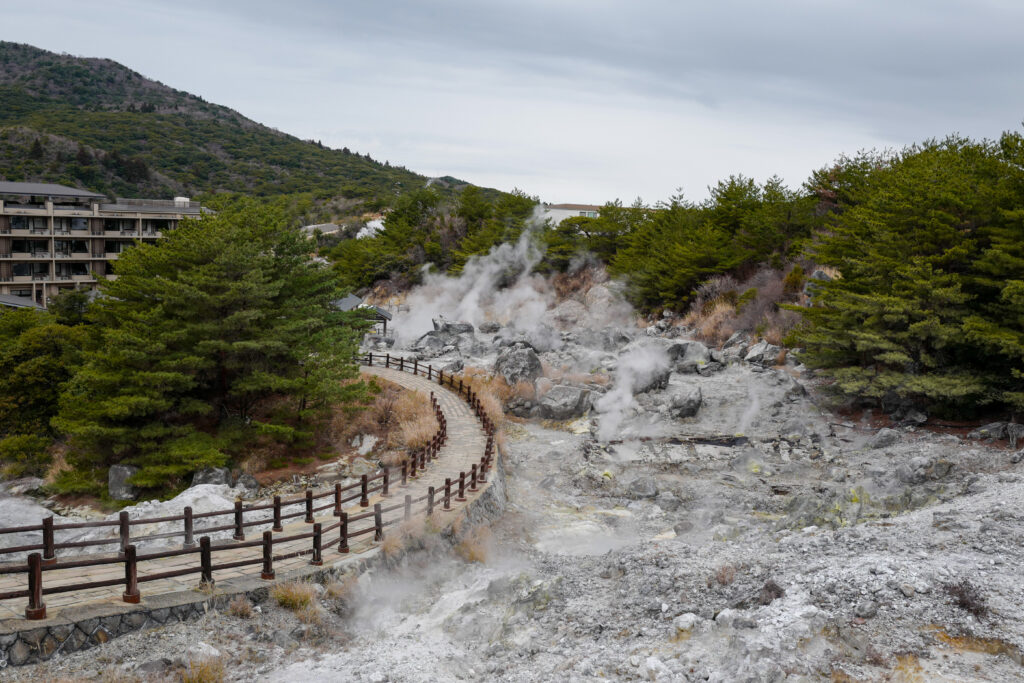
[6, 0, 1024, 204]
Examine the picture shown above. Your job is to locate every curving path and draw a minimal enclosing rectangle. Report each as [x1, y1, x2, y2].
[0, 366, 489, 623]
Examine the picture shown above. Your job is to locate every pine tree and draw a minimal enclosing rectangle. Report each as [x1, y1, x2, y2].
[54, 202, 368, 494]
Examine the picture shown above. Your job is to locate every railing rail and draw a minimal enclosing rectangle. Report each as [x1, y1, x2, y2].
[0, 352, 499, 620]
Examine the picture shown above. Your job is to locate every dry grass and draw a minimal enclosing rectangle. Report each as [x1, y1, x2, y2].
[494, 430, 508, 455]
[296, 604, 323, 625]
[380, 530, 405, 557]
[714, 564, 737, 586]
[226, 595, 253, 619]
[455, 525, 492, 564]
[182, 658, 226, 683]
[99, 670, 141, 683]
[512, 380, 536, 400]
[270, 581, 317, 611]
[399, 412, 437, 451]
[325, 574, 358, 600]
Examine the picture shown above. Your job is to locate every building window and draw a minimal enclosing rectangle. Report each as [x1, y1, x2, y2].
[11, 289, 32, 297]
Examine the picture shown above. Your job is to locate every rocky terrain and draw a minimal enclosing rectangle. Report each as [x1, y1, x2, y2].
[6, 259, 1024, 681]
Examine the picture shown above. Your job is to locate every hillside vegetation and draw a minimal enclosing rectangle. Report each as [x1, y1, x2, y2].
[0, 41, 464, 202]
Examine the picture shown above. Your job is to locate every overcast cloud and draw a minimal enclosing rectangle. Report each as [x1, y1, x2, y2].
[6, 1, 1024, 203]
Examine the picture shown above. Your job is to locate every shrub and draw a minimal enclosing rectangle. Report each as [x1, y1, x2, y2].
[944, 579, 987, 619]
[182, 658, 225, 683]
[0, 434, 52, 479]
[226, 595, 252, 618]
[271, 581, 316, 611]
[782, 264, 805, 296]
[455, 525, 492, 564]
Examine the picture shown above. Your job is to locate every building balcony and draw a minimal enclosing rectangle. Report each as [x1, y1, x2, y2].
[31, 274, 50, 281]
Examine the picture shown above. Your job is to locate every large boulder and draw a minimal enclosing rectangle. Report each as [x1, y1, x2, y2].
[108, 465, 140, 501]
[412, 331, 450, 357]
[968, 422, 1007, 441]
[539, 385, 591, 420]
[669, 385, 702, 418]
[744, 341, 781, 365]
[432, 318, 474, 335]
[666, 340, 711, 373]
[632, 366, 671, 394]
[547, 300, 588, 330]
[494, 343, 543, 386]
[478, 321, 501, 334]
[192, 467, 232, 487]
[867, 428, 900, 450]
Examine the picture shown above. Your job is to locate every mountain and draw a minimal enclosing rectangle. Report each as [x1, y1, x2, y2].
[0, 42, 463, 201]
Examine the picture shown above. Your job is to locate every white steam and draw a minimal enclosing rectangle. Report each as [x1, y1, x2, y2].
[392, 230, 550, 346]
[594, 343, 670, 441]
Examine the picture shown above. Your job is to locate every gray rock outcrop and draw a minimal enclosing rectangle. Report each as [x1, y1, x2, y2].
[539, 385, 591, 420]
[192, 467, 232, 487]
[867, 428, 900, 450]
[744, 341, 782, 365]
[669, 385, 703, 418]
[432, 318, 475, 335]
[495, 343, 543, 386]
[108, 464, 140, 501]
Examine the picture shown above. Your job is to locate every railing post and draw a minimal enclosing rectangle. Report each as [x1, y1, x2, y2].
[401, 461, 409, 485]
[272, 495, 283, 532]
[438, 369, 443, 385]
[233, 500, 245, 540]
[373, 503, 383, 542]
[413, 359, 419, 375]
[477, 456, 488, 483]
[184, 506, 196, 548]
[368, 352, 373, 367]
[427, 365, 433, 380]
[199, 536, 213, 589]
[25, 553, 46, 620]
[385, 353, 391, 368]
[399, 356, 404, 372]
[444, 478, 452, 510]
[404, 494, 412, 521]
[360, 474, 369, 507]
[333, 483, 342, 516]
[42, 516, 56, 565]
[457, 472, 467, 502]
[338, 512, 349, 553]
[459, 378, 463, 393]
[261, 531, 275, 579]
[122, 544, 140, 603]
[119, 511, 130, 557]
[311, 523, 323, 566]
[382, 467, 390, 497]
[469, 464, 478, 492]
[427, 487, 435, 516]
[304, 489, 314, 523]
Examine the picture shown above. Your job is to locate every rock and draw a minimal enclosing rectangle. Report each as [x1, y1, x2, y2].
[539, 385, 591, 420]
[192, 467, 231, 487]
[744, 341, 782, 365]
[548, 300, 588, 329]
[412, 332, 449, 356]
[967, 422, 1007, 440]
[627, 476, 659, 499]
[854, 600, 878, 619]
[108, 465, 140, 501]
[432, 318, 474, 335]
[673, 613, 701, 632]
[903, 409, 928, 426]
[137, 658, 173, 675]
[900, 583, 916, 597]
[478, 321, 501, 334]
[233, 473, 260, 495]
[655, 491, 681, 511]
[494, 344, 543, 386]
[186, 641, 221, 661]
[1006, 423, 1024, 448]
[1, 477, 45, 495]
[667, 340, 711, 372]
[643, 656, 671, 681]
[358, 435, 379, 456]
[867, 428, 900, 449]
[669, 386, 702, 418]
[632, 366, 671, 394]
[722, 331, 751, 358]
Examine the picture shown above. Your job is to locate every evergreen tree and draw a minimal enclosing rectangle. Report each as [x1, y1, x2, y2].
[54, 202, 368, 494]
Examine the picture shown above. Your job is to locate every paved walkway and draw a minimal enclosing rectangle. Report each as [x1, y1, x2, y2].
[0, 367, 488, 622]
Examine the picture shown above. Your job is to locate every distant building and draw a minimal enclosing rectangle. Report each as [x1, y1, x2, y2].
[541, 203, 602, 225]
[332, 294, 393, 337]
[0, 182, 204, 307]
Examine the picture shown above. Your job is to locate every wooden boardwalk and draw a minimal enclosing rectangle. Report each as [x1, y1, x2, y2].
[0, 366, 488, 622]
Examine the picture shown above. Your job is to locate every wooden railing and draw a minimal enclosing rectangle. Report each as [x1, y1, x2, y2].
[0, 354, 498, 620]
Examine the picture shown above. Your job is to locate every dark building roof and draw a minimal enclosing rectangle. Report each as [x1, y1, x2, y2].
[331, 294, 392, 320]
[0, 182, 106, 199]
[0, 294, 44, 310]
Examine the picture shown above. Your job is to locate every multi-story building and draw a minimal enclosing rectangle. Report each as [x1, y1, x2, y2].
[0, 182, 202, 307]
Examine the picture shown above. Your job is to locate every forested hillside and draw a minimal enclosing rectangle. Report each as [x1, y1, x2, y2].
[0, 42, 465, 201]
